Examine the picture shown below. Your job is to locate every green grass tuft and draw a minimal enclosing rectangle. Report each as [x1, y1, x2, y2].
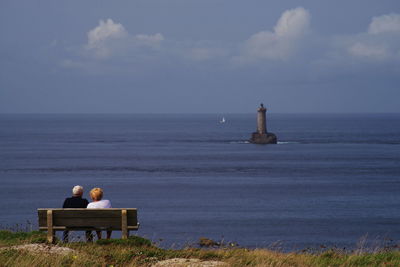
[0, 230, 46, 245]
[96, 235, 152, 247]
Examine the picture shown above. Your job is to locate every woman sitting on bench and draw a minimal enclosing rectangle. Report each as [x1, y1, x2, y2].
[87, 187, 112, 239]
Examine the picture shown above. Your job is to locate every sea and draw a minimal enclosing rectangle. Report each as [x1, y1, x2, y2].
[0, 113, 399, 250]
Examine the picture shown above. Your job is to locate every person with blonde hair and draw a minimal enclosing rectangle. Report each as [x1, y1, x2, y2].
[87, 187, 112, 239]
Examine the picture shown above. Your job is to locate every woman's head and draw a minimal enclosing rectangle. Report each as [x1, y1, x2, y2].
[90, 187, 103, 201]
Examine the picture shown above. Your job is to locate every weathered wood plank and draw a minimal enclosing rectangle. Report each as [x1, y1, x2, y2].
[54, 218, 121, 228]
[39, 226, 66, 230]
[39, 211, 137, 223]
[121, 209, 128, 239]
[47, 210, 54, 243]
[40, 219, 138, 228]
[127, 210, 138, 226]
[38, 208, 138, 211]
[39, 226, 139, 231]
[38, 208, 139, 236]
[53, 210, 122, 217]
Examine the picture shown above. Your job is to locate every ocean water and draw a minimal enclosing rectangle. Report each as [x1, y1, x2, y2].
[0, 113, 399, 249]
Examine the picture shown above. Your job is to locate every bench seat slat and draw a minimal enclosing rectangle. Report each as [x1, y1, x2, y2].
[54, 218, 122, 228]
[38, 210, 137, 217]
[39, 226, 139, 231]
[38, 209, 137, 227]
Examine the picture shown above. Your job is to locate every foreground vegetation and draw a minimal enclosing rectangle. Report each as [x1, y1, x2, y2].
[0, 230, 399, 267]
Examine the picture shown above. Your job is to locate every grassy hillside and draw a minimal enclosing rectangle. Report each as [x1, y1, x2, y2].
[0, 230, 399, 267]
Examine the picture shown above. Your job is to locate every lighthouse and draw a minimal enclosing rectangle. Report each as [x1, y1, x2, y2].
[249, 103, 277, 144]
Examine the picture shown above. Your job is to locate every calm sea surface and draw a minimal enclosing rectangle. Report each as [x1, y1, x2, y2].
[0, 114, 399, 249]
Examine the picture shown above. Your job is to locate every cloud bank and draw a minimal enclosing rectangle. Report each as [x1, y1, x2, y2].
[85, 19, 164, 59]
[64, 8, 400, 80]
[342, 13, 400, 62]
[234, 7, 311, 63]
[368, 13, 400, 34]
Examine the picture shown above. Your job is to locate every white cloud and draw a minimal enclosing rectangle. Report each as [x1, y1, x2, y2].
[344, 13, 400, 61]
[348, 43, 388, 59]
[85, 19, 164, 59]
[65, 11, 399, 76]
[368, 13, 400, 34]
[310, 12, 400, 82]
[87, 19, 127, 48]
[236, 7, 310, 63]
[85, 19, 128, 59]
[134, 33, 164, 47]
[274, 7, 310, 38]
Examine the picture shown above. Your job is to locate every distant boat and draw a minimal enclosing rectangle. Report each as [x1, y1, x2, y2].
[220, 117, 226, 123]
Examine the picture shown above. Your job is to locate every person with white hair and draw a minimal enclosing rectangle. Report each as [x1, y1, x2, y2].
[62, 185, 90, 242]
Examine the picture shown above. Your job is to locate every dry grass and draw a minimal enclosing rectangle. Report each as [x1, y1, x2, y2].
[0, 230, 399, 267]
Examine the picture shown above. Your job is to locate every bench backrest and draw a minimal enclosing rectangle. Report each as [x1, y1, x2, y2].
[38, 208, 138, 230]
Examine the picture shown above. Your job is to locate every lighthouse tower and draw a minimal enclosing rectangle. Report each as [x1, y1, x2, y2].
[257, 103, 267, 134]
[249, 103, 277, 144]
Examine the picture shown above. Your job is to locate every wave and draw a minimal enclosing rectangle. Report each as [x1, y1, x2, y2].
[230, 140, 298, 145]
[277, 141, 300, 145]
[60, 139, 400, 145]
[1, 166, 269, 174]
[4, 166, 398, 177]
[64, 140, 128, 144]
[229, 141, 250, 144]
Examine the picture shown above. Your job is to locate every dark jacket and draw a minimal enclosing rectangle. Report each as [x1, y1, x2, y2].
[62, 196, 89, 208]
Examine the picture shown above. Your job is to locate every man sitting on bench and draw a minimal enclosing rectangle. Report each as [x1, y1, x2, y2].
[62, 185, 91, 242]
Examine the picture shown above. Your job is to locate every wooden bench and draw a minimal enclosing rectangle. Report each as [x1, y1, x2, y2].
[38, 208, 139, 243]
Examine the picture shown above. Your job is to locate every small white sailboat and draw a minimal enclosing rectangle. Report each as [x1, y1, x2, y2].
[220, 117, 226, 123]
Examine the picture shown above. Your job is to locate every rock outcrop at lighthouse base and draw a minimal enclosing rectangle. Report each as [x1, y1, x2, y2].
[250, 132, 277, 144]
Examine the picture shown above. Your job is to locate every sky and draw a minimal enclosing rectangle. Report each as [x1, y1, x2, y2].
[0, 0, 399, 113]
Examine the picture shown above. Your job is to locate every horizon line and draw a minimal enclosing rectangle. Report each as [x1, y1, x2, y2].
[1, 112, 400, 115]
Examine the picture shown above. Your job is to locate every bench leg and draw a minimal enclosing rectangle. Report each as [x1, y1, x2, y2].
[121, 209, 128, 239]
[63, 230, 69, 243]
[47, 230, 55, 244]
[86, 231, 93, 242]
[47, 210, 55, 243]
[106, 231, 112, 239]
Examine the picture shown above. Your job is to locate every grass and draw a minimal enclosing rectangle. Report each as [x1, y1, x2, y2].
[0, 230, 399, 266]
[0, 230, 46, 245]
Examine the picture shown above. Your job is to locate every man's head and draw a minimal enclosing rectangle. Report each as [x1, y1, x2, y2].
[72, 185, 83, 197]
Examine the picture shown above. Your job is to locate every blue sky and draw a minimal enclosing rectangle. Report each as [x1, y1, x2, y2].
[0, 0, 399, 113]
